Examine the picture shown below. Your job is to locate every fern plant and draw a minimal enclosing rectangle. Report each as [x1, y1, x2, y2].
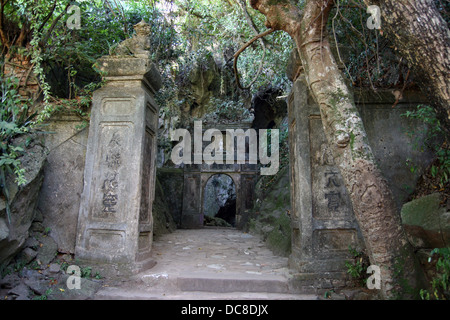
[345, 245, 370, 286]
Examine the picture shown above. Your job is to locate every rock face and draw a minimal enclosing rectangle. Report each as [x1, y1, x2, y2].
[215, 197, 237, 227]
[249, 166, 291, 257]
[156, 168, 184, 227]
[0, 137, 47, 270]
[251, 87, 287, 130]
[401, 193, 450, 249]
[152, 176, 177, 238]
[203, 174, 236, 218]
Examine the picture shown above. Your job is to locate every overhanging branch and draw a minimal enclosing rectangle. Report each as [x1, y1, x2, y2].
[233, 28, 276, 90]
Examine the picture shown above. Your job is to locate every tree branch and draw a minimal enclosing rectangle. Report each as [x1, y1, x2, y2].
[237, 0, 261, 36]
[233, 28, 276, 90]
[40, 2, 71, 47]
[15, 20, 29, 47]
[37, 0, 57, 34]
[0, 0, 11, 50]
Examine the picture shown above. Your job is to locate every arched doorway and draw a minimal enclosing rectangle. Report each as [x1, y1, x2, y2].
[203, 174, 236, 227]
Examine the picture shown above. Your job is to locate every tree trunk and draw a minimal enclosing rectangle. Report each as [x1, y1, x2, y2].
[249, 0, 422, 299]
[364, 0, 450, 122]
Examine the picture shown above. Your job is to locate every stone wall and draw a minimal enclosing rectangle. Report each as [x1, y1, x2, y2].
[152, 176, 177, 238]
[355, 89, 434, 209]
[37, 112, 88, 254]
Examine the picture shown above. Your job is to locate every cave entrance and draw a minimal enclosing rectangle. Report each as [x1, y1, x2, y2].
[203, 174, 236, 227]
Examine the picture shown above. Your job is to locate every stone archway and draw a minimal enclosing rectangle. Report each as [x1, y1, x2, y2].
[181, 168, 257, 229]
[200, 172, 240, 228]
[202, 173, 236, 226]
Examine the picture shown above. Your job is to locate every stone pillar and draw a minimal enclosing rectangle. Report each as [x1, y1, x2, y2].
[237, 173, 257, 230]
[75, 57, 161, 275]
[288, 76, 364, 288]
[181, 171, 203, 229]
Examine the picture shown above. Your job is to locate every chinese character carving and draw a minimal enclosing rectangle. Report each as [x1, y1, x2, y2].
[325, 170, 340, 188]
[98, 131, 122, 218]
[102, 174, 118, 214]
[325, 192, 341, 212]
[323, 169, 342, 213]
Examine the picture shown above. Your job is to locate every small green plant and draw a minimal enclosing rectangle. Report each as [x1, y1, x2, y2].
[420, 248, 450, 300]
[80, 266, 92, 278]
[59, 261, 70, 273]
[33, 288, 52, 300]
[324, 289, 335, 299]
[29, 260, 41, 270]
[345, 246, 370, 286]
[1, 259, 26, 278]
[402, 104, 449, 188]
[43, 227, 51, 236]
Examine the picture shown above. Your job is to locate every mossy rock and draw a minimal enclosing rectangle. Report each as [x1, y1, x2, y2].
[265, 213, 291, 257]
[152, 177, 177, 238]
[249, 166, 291, 257]
[204, 216, 231, 227]
[401, 193, 449, 249]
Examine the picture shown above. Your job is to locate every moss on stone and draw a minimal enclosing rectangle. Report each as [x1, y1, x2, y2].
[248, 166, 291, 257]
[152, 176, 177, 238]
[266, 213, 291, 257]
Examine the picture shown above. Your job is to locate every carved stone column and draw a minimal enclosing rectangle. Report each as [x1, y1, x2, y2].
[75, 56, 161, 275]
[288, 76, 364, 289]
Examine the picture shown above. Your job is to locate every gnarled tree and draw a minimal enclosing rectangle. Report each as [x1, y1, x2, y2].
[245, 0, 424, 298]
[363, 0, 450, 125]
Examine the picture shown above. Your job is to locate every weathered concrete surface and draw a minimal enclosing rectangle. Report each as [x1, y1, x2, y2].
[356, 89, 435, 209]
[288, 78, 364, 280]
